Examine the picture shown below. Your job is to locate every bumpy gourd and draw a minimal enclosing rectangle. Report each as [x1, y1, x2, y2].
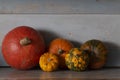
[65, 48, 89, 71]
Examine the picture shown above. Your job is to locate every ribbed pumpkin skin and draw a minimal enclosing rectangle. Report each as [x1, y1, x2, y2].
[49, 38, 74, 69]
[65, 48, 89, 71]
[2, 26, 45, 70]
[80, 39, 107, 69]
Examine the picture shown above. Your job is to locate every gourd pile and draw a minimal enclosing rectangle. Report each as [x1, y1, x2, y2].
[1, 26, 108, 72]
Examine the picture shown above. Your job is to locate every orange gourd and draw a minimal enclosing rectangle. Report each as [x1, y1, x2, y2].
[48, 38, 74, 69]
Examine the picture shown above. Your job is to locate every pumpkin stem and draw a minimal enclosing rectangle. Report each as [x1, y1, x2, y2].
[58, 49, 64, 54]
[47, 58, 51, 62]
[20, 37, 32, 46]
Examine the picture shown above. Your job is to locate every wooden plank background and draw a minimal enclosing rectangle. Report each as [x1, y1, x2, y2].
[0, 0, 119, 14]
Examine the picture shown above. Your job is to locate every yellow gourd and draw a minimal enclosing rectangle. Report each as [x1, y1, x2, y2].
[39, 53, 59, 72]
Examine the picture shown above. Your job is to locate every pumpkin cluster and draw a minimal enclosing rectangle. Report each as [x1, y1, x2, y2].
[65, 39, 107, 71]
[1, 26, 108, 72]
[39, 38, 74, 72]
[39, 38, 108, 72]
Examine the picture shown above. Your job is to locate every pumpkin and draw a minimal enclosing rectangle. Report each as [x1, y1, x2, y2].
[80, 39, 108, 69]
[39, 52, 59, 72]
[2, 26, 45, 70]
[48, 38, 74, 69]
[65, 48, 89, 71]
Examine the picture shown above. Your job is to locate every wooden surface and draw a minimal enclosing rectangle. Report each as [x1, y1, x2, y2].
[0, 68, 119, 80]
[0, 0, 120, 14]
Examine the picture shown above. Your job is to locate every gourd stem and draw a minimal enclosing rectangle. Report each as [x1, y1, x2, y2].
[58, 49, 64, 54]
[47, 58, 51, 62]
[20, 37, 31, 46]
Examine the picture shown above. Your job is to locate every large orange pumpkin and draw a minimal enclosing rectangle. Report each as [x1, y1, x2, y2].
[2, 26, 45, 70]
[48, 38, 74, 69]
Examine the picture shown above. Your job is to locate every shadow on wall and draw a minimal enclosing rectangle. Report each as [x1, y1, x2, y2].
[0, 47, 8, 66]
[37, 29, 82, 50]
[104, 41, 120, 67]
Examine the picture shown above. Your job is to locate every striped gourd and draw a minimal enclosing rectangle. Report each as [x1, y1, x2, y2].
[80, 39, 108, 69]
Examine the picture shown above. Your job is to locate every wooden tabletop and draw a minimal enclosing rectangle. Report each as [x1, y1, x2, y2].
[0, 68, 120, 80]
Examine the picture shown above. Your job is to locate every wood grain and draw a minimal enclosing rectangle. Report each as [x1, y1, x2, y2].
[0, 68, 119, 80]
[0, 0, 120, 14]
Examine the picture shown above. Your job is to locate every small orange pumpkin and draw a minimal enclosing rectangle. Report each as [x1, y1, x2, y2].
[48, 38, 74, 69]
